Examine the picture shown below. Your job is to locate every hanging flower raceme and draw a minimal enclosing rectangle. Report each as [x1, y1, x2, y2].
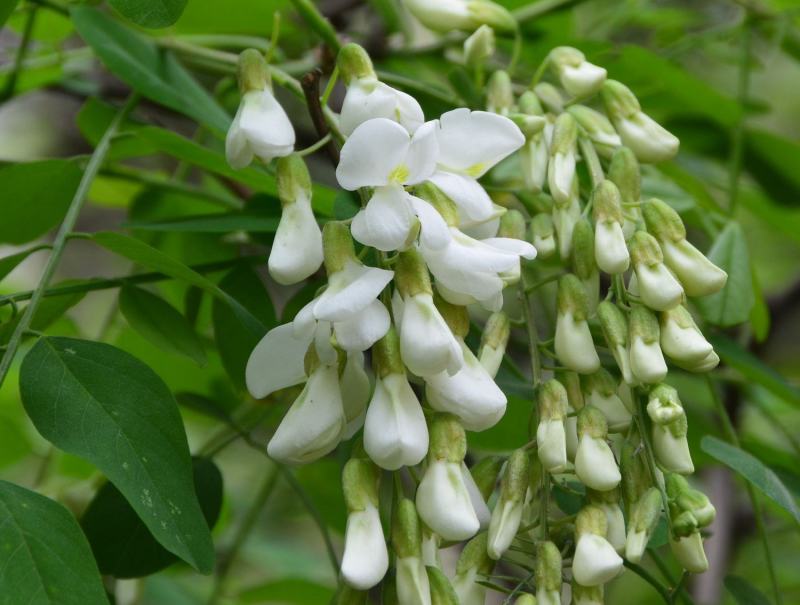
[393, 499, 432, 605]
[555, 274, 601, 374]
[341, 458, 389, 590]
[575, 406, 621, 492]
[535, 541, 563, 605]
[363, 327, 429, 470]
[572, 505, 624, 587]
[601, 80, 679, 164]
[628, 230, 684, 312]
[548, 46, 607, 98]
[337, 43, 425, 136]
[403, 0, 516, 34]
[536, 379, 569, 473]
[597, 301, 633, 384]
[591, 180, 630, 275]
[487, 448, 529, 559]
[629, 304, 668, 384]
[452, 532, 495, 605]
[226, 49, 295, 169]
[582, 370, 632, 433]
[647, 384, 694, 474]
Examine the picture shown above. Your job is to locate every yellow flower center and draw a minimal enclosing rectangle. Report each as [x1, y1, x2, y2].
[388, 164, 410, 183]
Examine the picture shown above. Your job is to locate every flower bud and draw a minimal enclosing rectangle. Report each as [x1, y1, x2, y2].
[530, 213, 556, 258]
[591, 181, 630, 275]
[601, 80, 679, 163]
[393, 499, 432, 605]
[573, 505, 624, 586]
[597, 302, 633, 383]
[549, 47, 607, 98]
[337, 43, 376, 83]
[619, 436, 650, 519]
[488, 449, 529, 559]
[341, 459, 388, 589]
[487, 70, 514, 115]
[572, 218, 599, 312]
[548, 113, 578, 204]
[479, 312, 510, 378]
[625, 487, 661, 563]
[453, 532, 494, 605]
[552, 191, 581, 260]
[608, 146, 642, 238]
[555, 275, 601, 374]
[535, 540, 563, 605]
[536, 379, 569, 472]
[628, 231, 683, 311]
[660, 305, 713, 363]
[575, 406, 621, 491]
[666, 474, 716, 533]
[670, 532, 709, 573]
[588, 488, 626, 553]
[568, 105, 620, 157]
[416, 415, 480, 540]
[558, 370, 584, 461]
[534, 82, 566, 113]
[582, 370, 631, 432]
[572, 582, 603, 605]
[237, 48, 268, 93]
[647, 386, 694, 474]
[515, 595, 537, 605]
[464, 25, 495, 68]
[629, 305, 668, 384]
[428, 566, 459, 605]
[405, 0, 516, 33]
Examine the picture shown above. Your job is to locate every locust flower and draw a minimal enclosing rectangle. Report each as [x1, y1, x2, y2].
[629, 230, 683, 311]
[608, 146, 642, 238]
[625, 487, 662, 563]
[536, 379, 569, 472]
[575, 406, 621, 491]
[535, 541, 563, 605]
[487, 449, 529, 559]
[478, 311, 510, 378]
[670, 532, 709, 573]
[588, 488, 626, 553]
[660, 305, 713, 364]
[393, 499, 432, 605]
[647, 385, 694, 474]
[629, 305, 668, 384]
[549, 47, 607, 98]
[582, 370, 631, 432]
[568, 105, 620, 158]
[597, 301, 633, 383]
[572, 505, 624, 586]
[547, 112, 578, 205]
[555, 274, 601, 374]
[591, 180, 630, 274]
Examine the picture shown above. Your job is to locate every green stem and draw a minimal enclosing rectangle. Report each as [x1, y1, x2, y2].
[287, 0, 341, 53]
[728, 15, 751, 216]
[0, 94, 139, 391]
[706, 376, 781, 605]
[624, 559, 672, 604]
[0, 4, 37, 102]
[512, 0, 587, 23]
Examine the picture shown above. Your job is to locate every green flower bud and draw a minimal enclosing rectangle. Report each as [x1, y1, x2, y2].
[276, 154, 312, 208]
[535, 540, 563, 592]
[557, 370, 585, 412]
[511, 113, 548, 139]
[456, 531, 494, 577]
[488, 450, 529, 559]
[592, 180, 624, 224]
[538, 379, 569, 421]
[571, 218, 596, 280]
[530, 213, 556, 258]
[628, 230, 664, 267]
[322, 221, 357, 274]
[608, 147, 641, 205]
[337, 43, 375, 84]
[371, 326, 406, 378]
[533, 82, 565, 113]
[646, 384, 684, 426]
[498, 209, 527, 240]
[548, 46, 607, 98]
[395, 248, 433, 297]
[601, 79, 641, 119]
[629, 304, 661, 345]
[642, 198, 686, 243]
[515, 595, 537, 605]
[479, 312, 510, 378]
[237, 48, 269, 92]
[577, 405, 609, 440]
[625, 487, 662, 563]
[569, 105, 620, 157]
[557, 273, 590, 320]
[572, 582, 603, 604]
[518, 90, 544, 116]
[467, 0, 517, 32]
[550, 111, 578, 156]
[620, 437, 650, 518]
[342, 458, 381, 512]
[576, 504, 608, 538]
[487, 70, 514, 115]
[428, 566, 459, 605]
[429, 413, 467, 463]
[392, 498, 423, 559]
[464, 24, 495, 68]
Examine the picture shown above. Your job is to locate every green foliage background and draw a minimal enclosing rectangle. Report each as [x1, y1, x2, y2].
[0, 0, 799, 604]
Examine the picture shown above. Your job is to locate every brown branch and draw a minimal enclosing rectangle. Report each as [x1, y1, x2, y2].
[301, 69, 340, 166]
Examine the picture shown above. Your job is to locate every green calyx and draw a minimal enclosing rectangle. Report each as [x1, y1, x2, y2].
[337, 43, 376, 84]
[581, 368, 618, 398]
[601, 79, 641, 119]
[642, 198, 686, 242]
[538, 378, 569, 421]
[498, 209, 527, 240]
[456, 531, 494, 575]
[571, 218, 596, 279]
[629, 304, 661, 345]
[429, 413, 467, 463]
[608, 146, 641, 204]
[550, 111, 578, 156]
[592, 180, 624, 224]
[499, 448, 530, 504]
[535, 540, 562, 591]
[467, 0, 517, 32]
[434, 293, 470, 338]
[415, 182, 459, 226]
[395, 248, 433, 297]
[481, 312, 510, 350]
[569, 104, 617, 139]
[518, 90, 544, 116]
[556, 370, 585, 411]
[276, 154, 312, 208]
[577, 405, 608, 439]
[428, 566, 459, 605]
[630, 487, 662, 533]
[530, 212, 554, 239]
[628, 230, 664, 267]
[661, 305, 696, 331]
[598, 301, 628, 347]
[322, 221, 357, 274]
[237, 48, 269, 92]
[487, 70, 514, 113]
[342, 457, 380, 512]
[548, 45, 585, 69]
[372, 326, 405, 378]
[576, 504, 608, 537]
[557, 273, 590, 320]
[620, 438, 650, 516]
[510, 113, 547, 139]
[392, 498, 423, 559]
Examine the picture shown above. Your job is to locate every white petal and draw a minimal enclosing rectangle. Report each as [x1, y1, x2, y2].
[554, 311, 601, 374]
[407, 195, 451, 250]
[548, 151, 575, 204]
[416, 460, 480, 541]
[342, 505, 389, 589]
[314, 260, 394, 322]
[436, 108, 525, 177]
[225, 104, 254, 169]
[396, 557, 432, 605]
[572, 534, 623, 586]
[405, 120, 439, 184]
[351, 186, 415, 251]
[238, 90, 295, 163]
[653, 426, 694, 474]
[670, 533, 708, 573]
[292, 299, 318, 340]
[482, 237, 538, 260]
[246, 323, 310, 398]
[661, 239, 727, 297]
[461, 462, 491, 529]
[336, 118, 412, 190]
[615, 112, 679, 164]
[537, 419, 568, 472]
[334, 299, 391, 352]
[268, 195, 323, 285]
[587, 391, 632, 433]
[575, 435, 621, 491]
[487, 499, 524, 559]
[340, 351, 371, 438]
[595, 221, 630, 275]
[394, 87, 426, 133]
[364, 374, 429, 470]
[630, 337, 668, 384]
[661, 320, 713, 363]
[339, 78, 399, 136]
[635, 263, 684, 311]
[560, 62, 607, 98]
[599, 502, 627, 553]
[399, 293, 464, 377]
[428, 170, 494, 223]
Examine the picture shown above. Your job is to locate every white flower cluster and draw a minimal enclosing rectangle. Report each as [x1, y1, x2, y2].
[225, 24, 720, 602]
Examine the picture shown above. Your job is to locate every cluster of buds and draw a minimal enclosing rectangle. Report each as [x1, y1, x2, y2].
[228, 21, 721, 602]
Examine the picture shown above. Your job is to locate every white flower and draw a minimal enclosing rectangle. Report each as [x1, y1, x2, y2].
[537, 419, 567, 472]
[584, 375, 631, 433]
[404, 0, 516, 33]
[615, 112, 679, 164]
[660, 307, 713, 363]
[553, 193, 581, 260]
[549, 47, 607, 98]
[416, 459, 480, 541]
[364, 373, 429, 470]
[453, 569, 487, 605]
[653, 424, 694, 474]
[462, 462, 492, 529]
[226, 89, 295, 168]
[572, 533, 623, 586]
[331, 299, 392, 352]
[246, 323, 312, 399]
[670, 532, 709, 573]
[266, 361, 345, 464]
[425, 339, 507, 431]
[313, 265, 394, 324]
[396, 556, 431, 605]
[660, 239, 727, 297]
[597, 501, 626, 553]
[594, 220, 629, 275]
[428, 109, 524, 226]
[394, 292, 463, 377]
[629, 231, 684, 312]
[340, 77, 424, 135]
[555, 310, 601, 374]
[575, 434, 621, 491]
[341, 503, 389, 589]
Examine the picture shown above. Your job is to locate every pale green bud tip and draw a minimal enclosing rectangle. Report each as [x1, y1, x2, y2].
[415, 182, 459, 226]
[322, 221, 356, 274]
[487, 70, 514, 113]
[464, 25, 495, 67]
[576, 504, 608, 537]
[631, 487, 662, 532]
[549, 46, 585, 67]
[434, 293, 470, 338]
[597, 301, 628, 347]
[661, 305, 695, 330]
[531, 212, 554, 238]
[372, 326, 405, 377]
[556, 370, 584, 411]
[276, 154, 311, 207]
[482, 312, 510, 350]
[582, 369, 617, 398]
[629, 304, 661, 344]
[577, 405, 608, 439]
[500, 449, 530, 503]
[572, 583, 603, 602]
[665, 472, 690, 498]
[395, 248, 433, 297]
[592, 180, 624, 224]
[519, 90, 544, 116]
[557, 274, 590, 318]
[470, 456, 504, 501]
[342, 458, 380, 512]
[571, 218, 596, 279]
[649, 383, 682, 409]
[456, 531, 493, 575]
[551, 112, 578, 155]
[569, 105, 616, 137]
[538, 379, 569, 420]
[392, 498, 422, 558]
[601, 79, 641, 118]
[427, 566, 459, 605]
[535, 541, 562, 591]
[608, 146, 641, 204]
[237, 49, 268, 92]
[337, 43, 375, 83]
[534, 82, 565, 113]
[468, 0, 517, 32]
[514, 595, 537, 605]
[629, 230, 664, 267]
[511, 114, 547, 138]
[642, 198, 686, 242]
[498, 209, 527, 240]
[429, 413, 467, 463]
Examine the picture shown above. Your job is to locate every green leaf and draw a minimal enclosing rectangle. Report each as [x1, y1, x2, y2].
[81, 458, 223, 578]
[710, 334, 800, 408]
[0, 286, 85, 345]
[0, 245, 48, 283]
[468, 394, 531, 452]
[701, 435, 800, 524]
[119, 285, 206, 365]
[175, 392, 235, 424]
[0, 160, 82, 245]
[70, 6, 230, 133]
[695, 222, 754, 327]
[725, 575, 771, 605]
[124, 212, 280, 233]
[0, 0, 18, 28]
[213, 265, 275, 390]
[0, 480, 108, 605]
[19, 337, 215, 573]
[109, 0, 188, 28]
[238, 579, 336, 604]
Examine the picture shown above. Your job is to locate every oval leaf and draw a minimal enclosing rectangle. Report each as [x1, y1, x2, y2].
[0, 480, 108, 605]
[82, 458, 223, 578]
[119, 285, 206, 365]
[109, 0, 187, 28]
[701, 435, 800, 524]
[19, 337, 215, 573]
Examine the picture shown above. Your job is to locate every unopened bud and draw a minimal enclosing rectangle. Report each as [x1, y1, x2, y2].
[629, 305, 668, 384]
[428, 566, 459, 605]
[428, 413, 467, 463]
[552, 192, 581, 259]
[608, 147, 642, 238]
[582, 370, 631, 432]
[597, 302, 633, 383]
[555, 275, 600, 374]
[576, 407, 621, 491]
[479, 312, 510, 378]
[337, 585, 368, 605]
[322, 221, 358, 274]
[535, 541, 562, 605]
[237, 49, 269, 92]
[488, 450, 529, 559]
[415, 182, 460, 226]
[572, 583, 603, 605]
[433, 293, 470, 339]
[620, 437, 650, 519]
[534, 82, 565, 113]
[588, 487, 626, 553]
[647, 388, 693, 475]
[487, 70, 514, 115]
[670, 532, 709, 573]
[569, 105, 620, 157]
[464, 25, 495, 67]
[548, 46, 607, 98]
[548, 113, 578, 204]
[519, 90, 544, 116]
[515, 595, 538, 605]
[660, 305, 713, 364]
[337, 43, 376, 84]
[666, 474, 716, 532]
[470, 456, 504, 501]
[453, 532, 494, 604]
[629, 231, 684, 311]
[625, 487, 661, 562]
[530, 213, 556, 258]
[573, 505, 623, 586]
[343, 458, 380, 513]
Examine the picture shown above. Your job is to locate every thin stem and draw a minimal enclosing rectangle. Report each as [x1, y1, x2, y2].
[287, 0, 341, 53]
[297, 133, 332, 157]
[578, 137, 604, 189]
[512, 0, 586, 23]
[624, 559, 672, 604]
[728, 15, 752, 216]
[320, 65, 339, 107]
[0, 4, 38, 102]
[0, 94, 139, 391]
[706, 376, 781, 605]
